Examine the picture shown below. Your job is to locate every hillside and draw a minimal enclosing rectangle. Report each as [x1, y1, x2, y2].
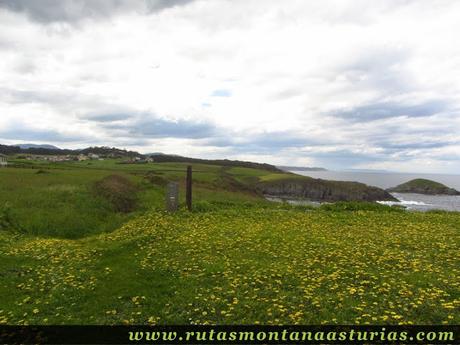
[387, 179, 460, 195]
[17, 144, 60, 150]
[0, 144, 142, 157]
[0, 144, 283, 172]
[148, 154, 282, 172]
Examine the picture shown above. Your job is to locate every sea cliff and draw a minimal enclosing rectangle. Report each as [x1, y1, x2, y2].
[256, 177, 398, 202]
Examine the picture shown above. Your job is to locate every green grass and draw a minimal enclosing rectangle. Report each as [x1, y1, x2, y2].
[401, 179, 448, 189]
[0, 159, 459, 325]
[319, 201, 405, 212]
[0, 206, 458, 325]
[0, 159, 268, 238]
[0, 167, 125, 238]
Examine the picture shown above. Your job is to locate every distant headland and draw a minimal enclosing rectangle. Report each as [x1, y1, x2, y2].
[277, 165, 327, 172]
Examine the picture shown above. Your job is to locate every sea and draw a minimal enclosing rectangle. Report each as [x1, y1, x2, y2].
[289, 170, 460, 212]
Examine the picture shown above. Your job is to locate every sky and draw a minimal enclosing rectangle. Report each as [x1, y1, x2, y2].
[1, 0, 460, 173]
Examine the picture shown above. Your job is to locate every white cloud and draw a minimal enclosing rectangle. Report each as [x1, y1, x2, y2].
[1, 0, 460, 173]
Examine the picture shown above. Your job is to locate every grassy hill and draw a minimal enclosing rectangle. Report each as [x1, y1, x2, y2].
[388, 179, 460, 195]
[0, 158, 459, 325]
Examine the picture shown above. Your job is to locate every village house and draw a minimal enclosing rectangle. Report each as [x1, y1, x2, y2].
[121, 156, 154, 164]
[77, 154, 89, 161]
[137, 157, 154, 163]
[0, 154, 8, 167]
[24, 154, 73, 162]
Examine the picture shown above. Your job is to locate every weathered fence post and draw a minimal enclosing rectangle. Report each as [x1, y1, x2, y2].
[166, 182, 179, 212]
[186, 165, 192, 211]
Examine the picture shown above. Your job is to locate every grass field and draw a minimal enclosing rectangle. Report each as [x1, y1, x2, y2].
[0, 159, 263, 238]
[0, 159, 459, 325]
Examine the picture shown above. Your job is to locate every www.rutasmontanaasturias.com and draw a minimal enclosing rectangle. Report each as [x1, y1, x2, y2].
[128, 328, 455, 343]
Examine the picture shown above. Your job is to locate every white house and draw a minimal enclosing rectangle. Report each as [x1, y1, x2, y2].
[0, 154, 7, 167]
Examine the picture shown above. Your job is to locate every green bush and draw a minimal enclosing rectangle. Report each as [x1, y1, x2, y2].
[144, 172, 168, 186]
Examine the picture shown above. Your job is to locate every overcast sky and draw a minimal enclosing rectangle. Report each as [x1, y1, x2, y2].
[1, 0, 460, 173]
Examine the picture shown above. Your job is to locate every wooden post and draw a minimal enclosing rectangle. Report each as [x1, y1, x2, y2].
[166, 182, 179, 212]
[186, 165, 192, 211]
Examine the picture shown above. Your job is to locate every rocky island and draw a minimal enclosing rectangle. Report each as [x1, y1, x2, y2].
[387, 179, 460, 195]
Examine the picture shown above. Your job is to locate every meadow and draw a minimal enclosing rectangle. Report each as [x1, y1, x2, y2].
[0, 158, 459, 325]
[0, 159, 262, 238]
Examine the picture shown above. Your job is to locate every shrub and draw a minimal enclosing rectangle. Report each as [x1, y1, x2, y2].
[93, 175, 138, 213]
[144, 172, 168, 186]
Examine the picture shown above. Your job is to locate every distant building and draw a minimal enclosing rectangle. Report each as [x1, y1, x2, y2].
[0, 154, 7, 167]
[77, 154, 89, 161]
[121, 156, 154, 164]
[88, 153, 100, 160]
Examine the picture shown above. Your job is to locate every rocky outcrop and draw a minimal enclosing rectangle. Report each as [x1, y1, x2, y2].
[387, 179, 460, 195]
[256, 177, 398, 202]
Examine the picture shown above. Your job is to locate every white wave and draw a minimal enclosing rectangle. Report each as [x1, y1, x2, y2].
[377, 201, 400, 206]
[399, 199, 430, 206]
[377, 200, 430, 207]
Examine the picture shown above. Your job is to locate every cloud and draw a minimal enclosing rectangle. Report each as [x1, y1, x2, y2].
[271, 88, 305, 100]
[378, 140, 458, 151]
[0, 87, 71, 105]
[99, 114, 217, 139]
[312, 151, 384, 169]
[0, 0, 194, 23]
[328, 99, 451, 122]
[128, 118, 216, 139]
[1, 0, 460, 173]
[80, 113, 133, 122]
[0, 126, 87, 142]
[204, 130, 332, 153]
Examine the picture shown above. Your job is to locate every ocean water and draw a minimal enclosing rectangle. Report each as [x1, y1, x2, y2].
[289, 170, 460, 212]
[378, 193, 460, 212]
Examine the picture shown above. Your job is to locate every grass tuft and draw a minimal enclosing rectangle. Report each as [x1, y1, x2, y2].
[319, 201, 405, 212]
